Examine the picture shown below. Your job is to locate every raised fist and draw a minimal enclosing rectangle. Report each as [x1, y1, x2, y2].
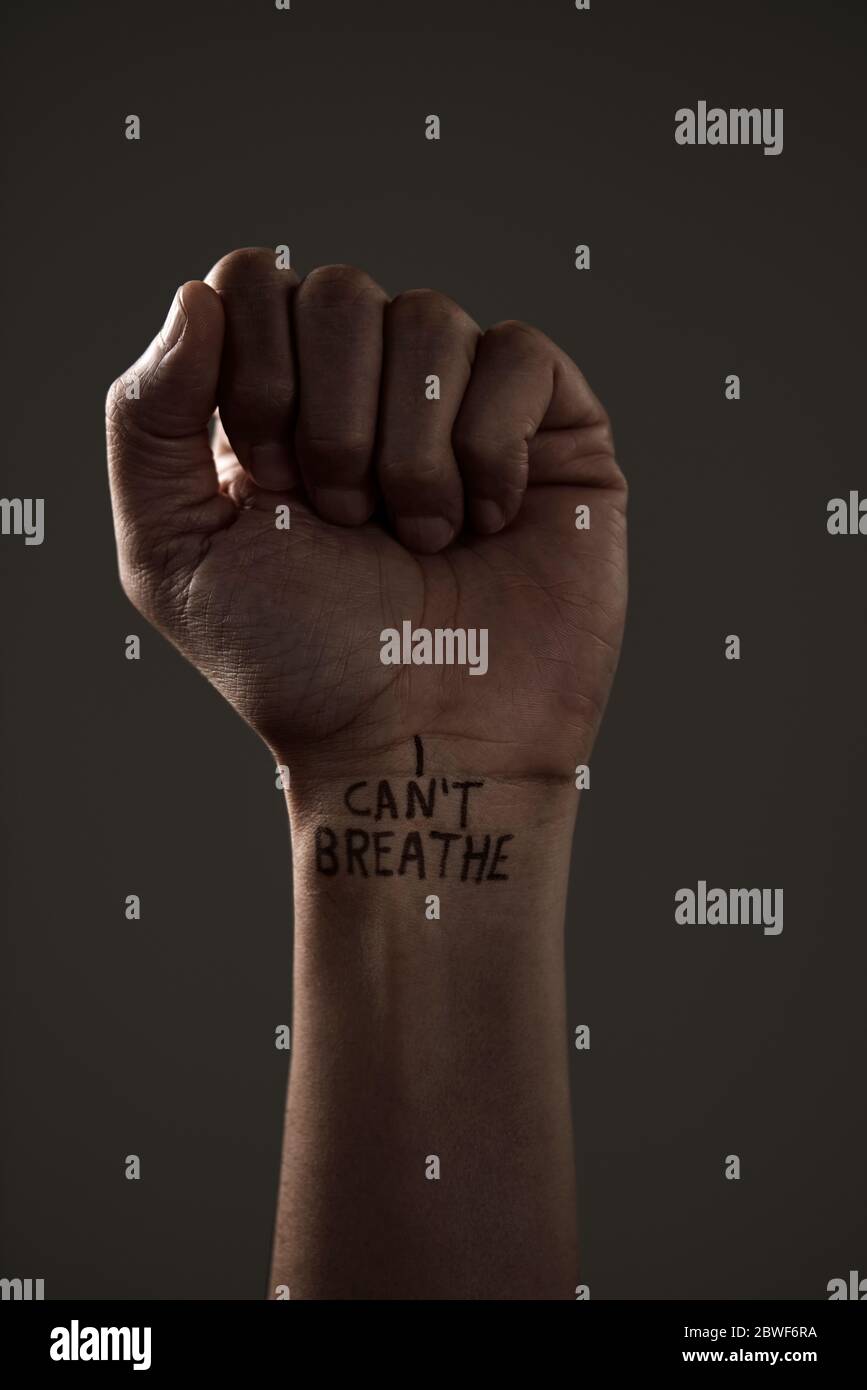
[106, 248, 627, 784]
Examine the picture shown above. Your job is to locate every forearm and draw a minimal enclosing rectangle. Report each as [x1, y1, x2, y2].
[269, 746, 580, 1300]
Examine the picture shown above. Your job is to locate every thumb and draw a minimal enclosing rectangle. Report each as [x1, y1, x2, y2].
[107, 279, 229, 540]
[107, 280, 233, 613]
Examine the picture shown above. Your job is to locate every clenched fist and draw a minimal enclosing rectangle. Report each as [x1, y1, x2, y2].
[106, 248, 627, 785]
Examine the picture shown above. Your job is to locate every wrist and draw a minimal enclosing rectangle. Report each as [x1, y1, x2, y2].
[280, 736, 578, 905]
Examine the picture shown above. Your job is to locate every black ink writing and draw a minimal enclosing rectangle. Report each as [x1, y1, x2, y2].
[314, 739, 514, 883]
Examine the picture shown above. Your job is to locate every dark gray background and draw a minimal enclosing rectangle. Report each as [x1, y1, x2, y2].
[1, 0, 865, 1299]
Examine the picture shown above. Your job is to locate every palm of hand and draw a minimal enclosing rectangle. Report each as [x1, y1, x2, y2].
[184, 469, 624, 778]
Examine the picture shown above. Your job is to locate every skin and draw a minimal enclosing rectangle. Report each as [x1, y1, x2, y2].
[106, 248, 628, 1299]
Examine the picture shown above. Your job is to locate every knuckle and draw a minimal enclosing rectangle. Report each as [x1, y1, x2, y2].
[487, 318, 542, 349]
[485, 319, 549, 370]
[380, 447, 449, 486]
[596, 416, 615, 454]
[580, 414, 616, 460]
[609, 455, 628, 499]
[298, 429, 372, 471]
[300, 264, 383, 308]
[453, 427, 527, 477]
[224, 377, 296, 428]
[208, 246, 282, 287]
[391, 288, 471, 332]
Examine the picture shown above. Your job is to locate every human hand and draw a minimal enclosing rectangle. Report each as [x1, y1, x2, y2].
[106, 248, 627, 785]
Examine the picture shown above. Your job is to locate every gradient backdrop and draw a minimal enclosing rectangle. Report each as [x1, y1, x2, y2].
[1, 0, 865, 1298]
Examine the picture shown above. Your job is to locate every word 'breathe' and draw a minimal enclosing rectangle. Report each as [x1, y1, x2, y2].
[314, 750, 513, 883]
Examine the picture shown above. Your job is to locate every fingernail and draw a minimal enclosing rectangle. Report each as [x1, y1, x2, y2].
[159, 288, 186, 352]
[470, 499, 505, 534]
[397, 516, 455, 553]
[250, 443, 299, 491]
[313, 487, 374, 526]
